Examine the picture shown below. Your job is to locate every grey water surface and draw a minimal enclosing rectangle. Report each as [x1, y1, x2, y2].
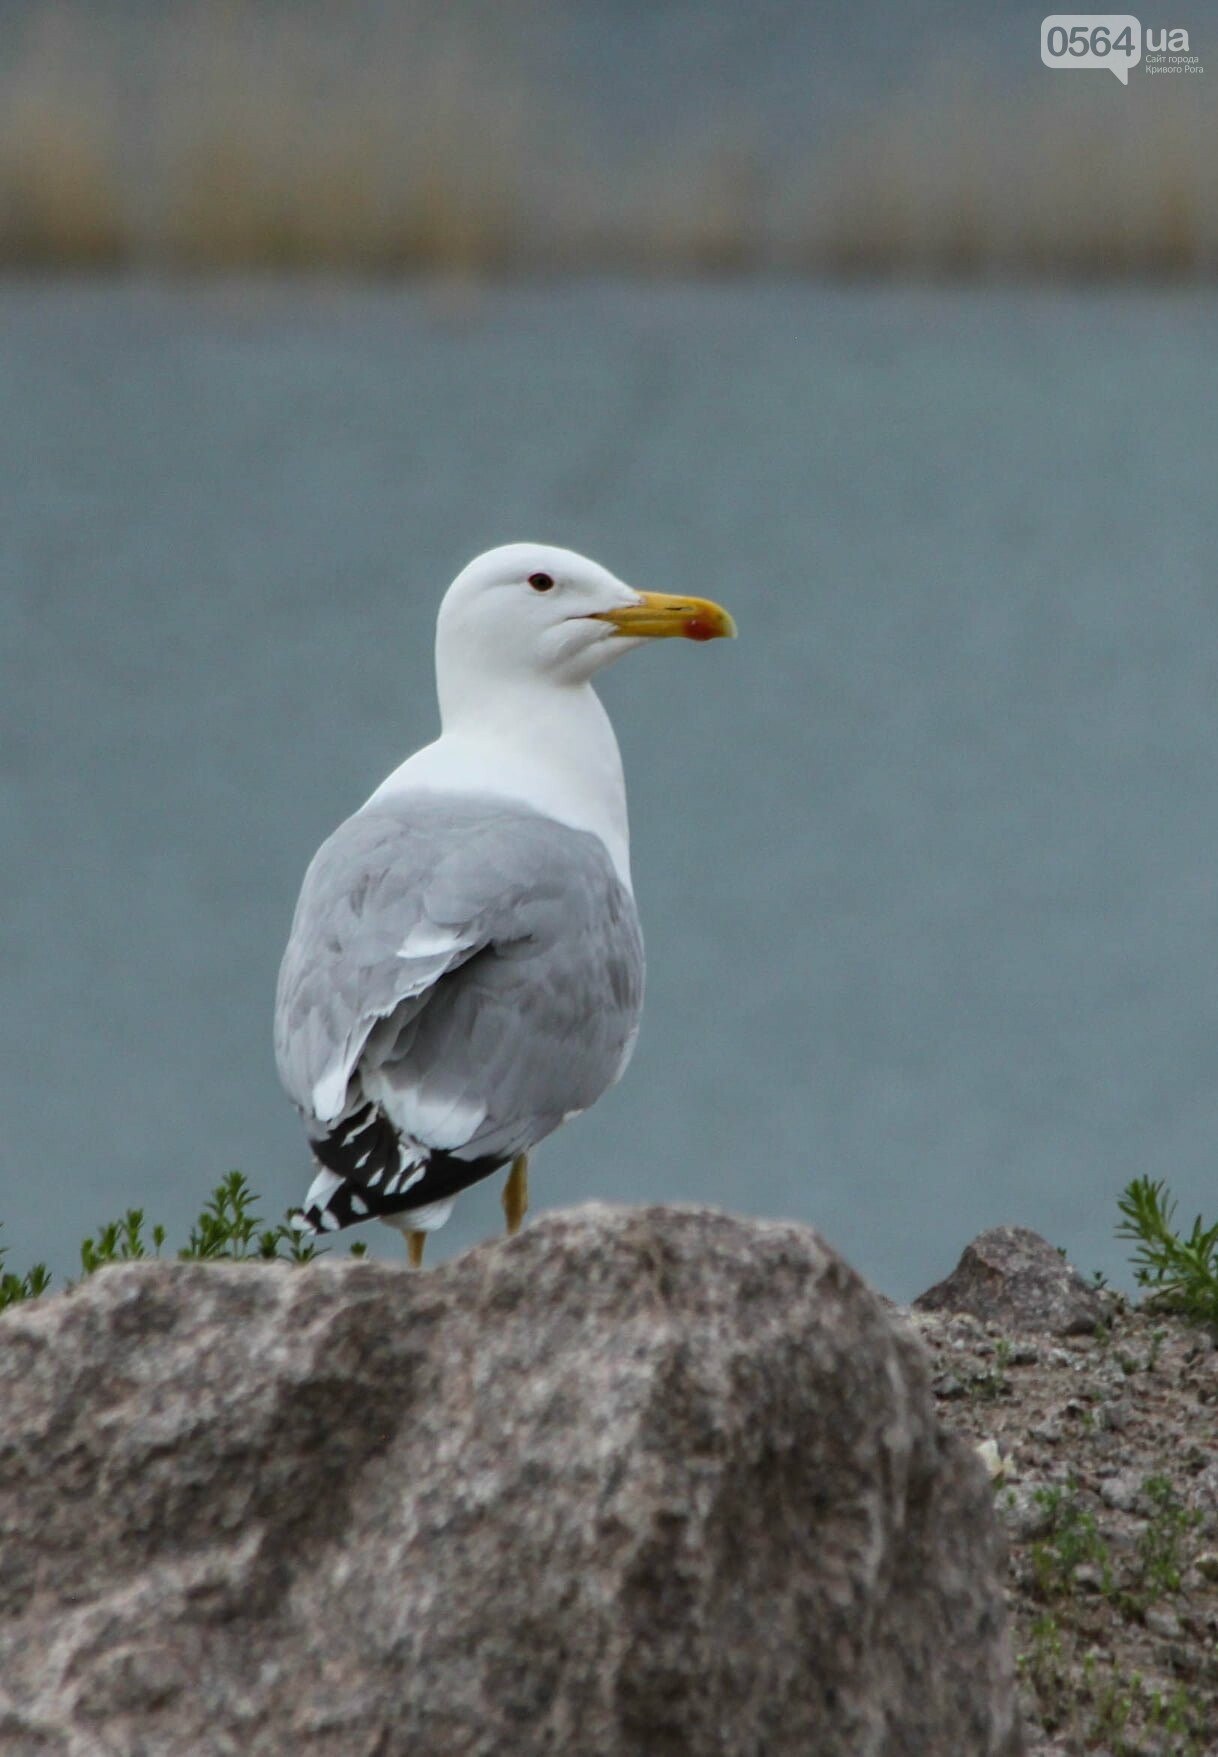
[3, 278, 1217, 1298]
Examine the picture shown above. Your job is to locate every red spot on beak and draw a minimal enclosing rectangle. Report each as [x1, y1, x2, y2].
[684, 615, 716, 642]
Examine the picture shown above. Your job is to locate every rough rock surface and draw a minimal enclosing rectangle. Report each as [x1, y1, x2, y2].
[915, 1226, 1108, 1338]
[0, 1205, 1020, 1757]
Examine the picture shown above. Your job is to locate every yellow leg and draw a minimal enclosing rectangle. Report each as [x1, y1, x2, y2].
[502, 1154, 529, 1237]
[407, 1230, 426, 1269]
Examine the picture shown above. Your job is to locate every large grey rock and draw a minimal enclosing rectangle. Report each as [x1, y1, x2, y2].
[0, 1205, 1020, 1757]
[915, 1225, 1107, 1337]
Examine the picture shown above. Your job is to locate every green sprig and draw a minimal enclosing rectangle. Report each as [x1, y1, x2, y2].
[1116, 1177, 1218, 1327]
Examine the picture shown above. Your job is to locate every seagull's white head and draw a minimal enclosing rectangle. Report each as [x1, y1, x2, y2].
[435, 543, 735, 714]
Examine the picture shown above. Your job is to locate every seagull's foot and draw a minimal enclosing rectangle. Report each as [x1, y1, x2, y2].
[502, 1154, 529, 1237]
[407, 1230, 426, 1269]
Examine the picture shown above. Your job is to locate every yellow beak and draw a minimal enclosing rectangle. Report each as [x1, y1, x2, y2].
[592, 591, 738, 643]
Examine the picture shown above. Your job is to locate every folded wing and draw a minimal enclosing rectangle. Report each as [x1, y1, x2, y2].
[274, 792, 645, 1224]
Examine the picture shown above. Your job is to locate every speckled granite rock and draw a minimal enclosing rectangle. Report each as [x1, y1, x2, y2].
[0, 1206, 1020, 1757]
[915, 1225, 1108, 1337]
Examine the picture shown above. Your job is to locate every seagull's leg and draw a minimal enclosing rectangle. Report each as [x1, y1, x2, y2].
[502, 1154, 529, 1236]
[407, 1230, 426, 1269]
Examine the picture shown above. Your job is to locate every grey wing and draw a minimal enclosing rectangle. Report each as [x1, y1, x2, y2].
[275, 801, 482, 1126]
[274, 794, 645, 1164]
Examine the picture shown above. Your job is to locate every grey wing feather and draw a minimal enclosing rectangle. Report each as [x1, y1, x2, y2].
[274, 793, 644, 1161]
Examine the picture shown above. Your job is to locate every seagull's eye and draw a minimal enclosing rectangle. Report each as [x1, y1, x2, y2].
[528, 572, 555, 593]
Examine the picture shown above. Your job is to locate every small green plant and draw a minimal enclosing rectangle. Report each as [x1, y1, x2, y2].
[79, 1208, 165, 1274]
[970, 1336, 1013, 1402]
[1093, 1673, 1203, 1757]
[258, 1218, 324, 1264]
[1018, 1612, 1067, 1722]
[1132, 1474, 1202, 1602]
[1117, 1177, 1218, 1326]
[183, 1174, 260, 1258]
[179, 1171, 264, 1260]
[0, 1226, 52, 1312]
[180, 1173, 321, 1264]
[1023, 1616, 1207, 1755]
[0, 1175, 375, 1313]
[1086, 1661, 1135, 1747]
[1030, 1480, 1113, 1600]
[1142, 1683, 1204, 1756]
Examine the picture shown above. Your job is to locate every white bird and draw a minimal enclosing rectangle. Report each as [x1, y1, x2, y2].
[274, 543, 735, 1264]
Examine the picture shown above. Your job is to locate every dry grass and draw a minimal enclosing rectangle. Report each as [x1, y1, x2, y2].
[0, 12, 127, 265]
[0, 5, 1214, 279]
[796, 80, 1217, 280]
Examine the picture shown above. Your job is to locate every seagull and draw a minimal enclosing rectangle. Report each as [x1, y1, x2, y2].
[274, 543, 735, 1264]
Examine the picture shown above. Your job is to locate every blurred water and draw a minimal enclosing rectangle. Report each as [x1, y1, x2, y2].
[3, 278, 1217, 1299]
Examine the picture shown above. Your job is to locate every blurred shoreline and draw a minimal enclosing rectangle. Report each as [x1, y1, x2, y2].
[0, 3, 1213, 281]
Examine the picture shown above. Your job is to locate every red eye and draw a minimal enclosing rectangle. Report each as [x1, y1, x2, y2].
[528, 572, 555, 592]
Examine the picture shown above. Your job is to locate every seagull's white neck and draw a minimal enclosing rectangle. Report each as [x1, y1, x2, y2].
[367, 678, 633, 891]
